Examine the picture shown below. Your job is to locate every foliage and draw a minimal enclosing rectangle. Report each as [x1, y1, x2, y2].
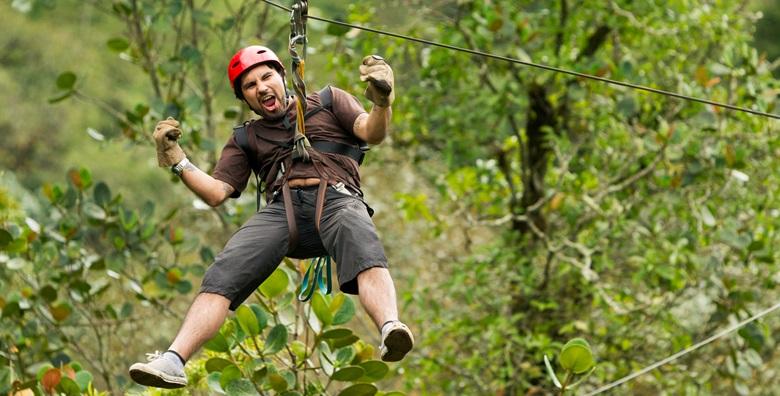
[545, 338, 596, 394]
[0, 168, 402, 395]
[0, 167, 202, 394]
[180, 266, 400, 395]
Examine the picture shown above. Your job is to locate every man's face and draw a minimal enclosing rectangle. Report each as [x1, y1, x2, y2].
[240, 64, 287, 120]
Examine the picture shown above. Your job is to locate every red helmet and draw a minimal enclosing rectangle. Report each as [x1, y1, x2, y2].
[227, 45, 285, 92]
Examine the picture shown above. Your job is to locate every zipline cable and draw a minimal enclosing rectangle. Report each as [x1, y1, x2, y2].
[260, 0, 780, 120]
[584, 300, 780, 395]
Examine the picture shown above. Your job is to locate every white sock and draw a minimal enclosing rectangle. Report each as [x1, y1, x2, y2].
[163, 351, 185, 371]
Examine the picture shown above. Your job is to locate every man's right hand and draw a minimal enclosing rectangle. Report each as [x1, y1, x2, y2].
[153, 117, 186, 167]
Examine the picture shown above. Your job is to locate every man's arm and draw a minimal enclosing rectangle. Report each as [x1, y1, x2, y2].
[176, 159, 235, 207]
[152, 118, 236, 207]
[354, 106, 391, 144]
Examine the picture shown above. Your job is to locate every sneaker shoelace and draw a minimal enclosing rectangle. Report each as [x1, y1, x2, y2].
[145, 351, 163, 362]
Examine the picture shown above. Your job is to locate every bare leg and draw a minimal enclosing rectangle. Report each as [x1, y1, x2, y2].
[357, 267, 398, 330]
[168, 292, 231, 360]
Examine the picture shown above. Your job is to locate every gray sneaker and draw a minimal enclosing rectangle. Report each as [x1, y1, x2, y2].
[129, 351, 187, 389]
[379, 321, 414, 362]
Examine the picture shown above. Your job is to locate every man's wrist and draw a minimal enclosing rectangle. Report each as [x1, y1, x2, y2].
[171, 157, 190, 177]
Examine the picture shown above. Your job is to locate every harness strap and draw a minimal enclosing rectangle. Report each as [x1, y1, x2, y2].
[314, 179, 328, 234]
[311, 140, 367, 165]
[281, 182, 299, 253]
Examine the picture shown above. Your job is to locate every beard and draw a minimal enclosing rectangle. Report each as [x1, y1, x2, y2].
[250, 92, 288, 120]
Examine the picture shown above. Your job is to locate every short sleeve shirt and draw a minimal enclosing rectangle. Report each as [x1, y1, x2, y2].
[213, 87, 367, 198]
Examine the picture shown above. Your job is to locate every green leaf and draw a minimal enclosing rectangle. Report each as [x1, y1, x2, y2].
[3, 237, 27, 253]
[200, 246, 215, 263]
[336, 346, 356, 366]
[0, 229, 11, 248]
[265, 324, 288, 354]
[322, 328, 353, 339]
[236, 305, 260, 336]
[268, 373, 288, 392]
[337, 383, 377, 396]
[331, 335, 360, 349]
[332, 366, 365, 382]
[181, 45, 202, 64]
[40, 285, 57, 303]
[224, 107, 240, 119]
[224, 378, 260, 396]
[260, 268, 289, 299]
[2, 301, 21, 318]
[176, 281, 193, 296]
[312, 292, 333, 326]
[206, 372, 225, 394]
[291, 340, 307, 360]
[205, 357, 233, 373]
[319, 342, 335, 376]
[358, 361, 389, 381]
[332, 294, 356, 325]
[249, 304, 269, 331]
[83, 202, 106, 220]
[56, 72, 77, 90]
[559, 338, 595, 374]
[74, 371, 92, 391]
[106, 37, 130, 52]
[252, 367, 267, 382]
[204, 332, 230, 353]
[219, 365, 242, 390]
[94, 182, 111, 207]
[56, 376, 81, 396]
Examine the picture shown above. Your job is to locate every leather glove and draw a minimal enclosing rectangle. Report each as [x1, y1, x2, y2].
[359, 55, 394, 107]
[153, 117, 186, 167]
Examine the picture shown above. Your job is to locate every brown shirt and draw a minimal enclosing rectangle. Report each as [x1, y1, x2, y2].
[213, 87, 367, 200]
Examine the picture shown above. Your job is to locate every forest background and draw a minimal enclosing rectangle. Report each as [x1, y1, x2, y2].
[1, 0, 779, 395]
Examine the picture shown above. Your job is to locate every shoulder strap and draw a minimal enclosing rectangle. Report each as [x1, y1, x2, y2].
[232, 122, 263, 210]
[303, 85, 333, 119]
[307, 86, 370, 162]
[233, 122, 258, 171]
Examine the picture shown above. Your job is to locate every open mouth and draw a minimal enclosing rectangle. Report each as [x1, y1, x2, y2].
[261, 95, 277, 111]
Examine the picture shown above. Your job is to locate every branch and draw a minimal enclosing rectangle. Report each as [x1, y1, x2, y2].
[555, 0, 569, 57]
[129, 0, 162, 99]
[595, 142, 667, 200]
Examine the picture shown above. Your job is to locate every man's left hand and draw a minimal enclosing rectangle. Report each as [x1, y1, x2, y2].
[360, 55, 394, 108]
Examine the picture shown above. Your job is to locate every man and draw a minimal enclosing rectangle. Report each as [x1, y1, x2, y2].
[128, 45, 413, 389]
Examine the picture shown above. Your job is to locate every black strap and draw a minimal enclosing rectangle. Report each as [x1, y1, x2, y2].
[233, 122, 263, 210]
[311, 140, 367, 165]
